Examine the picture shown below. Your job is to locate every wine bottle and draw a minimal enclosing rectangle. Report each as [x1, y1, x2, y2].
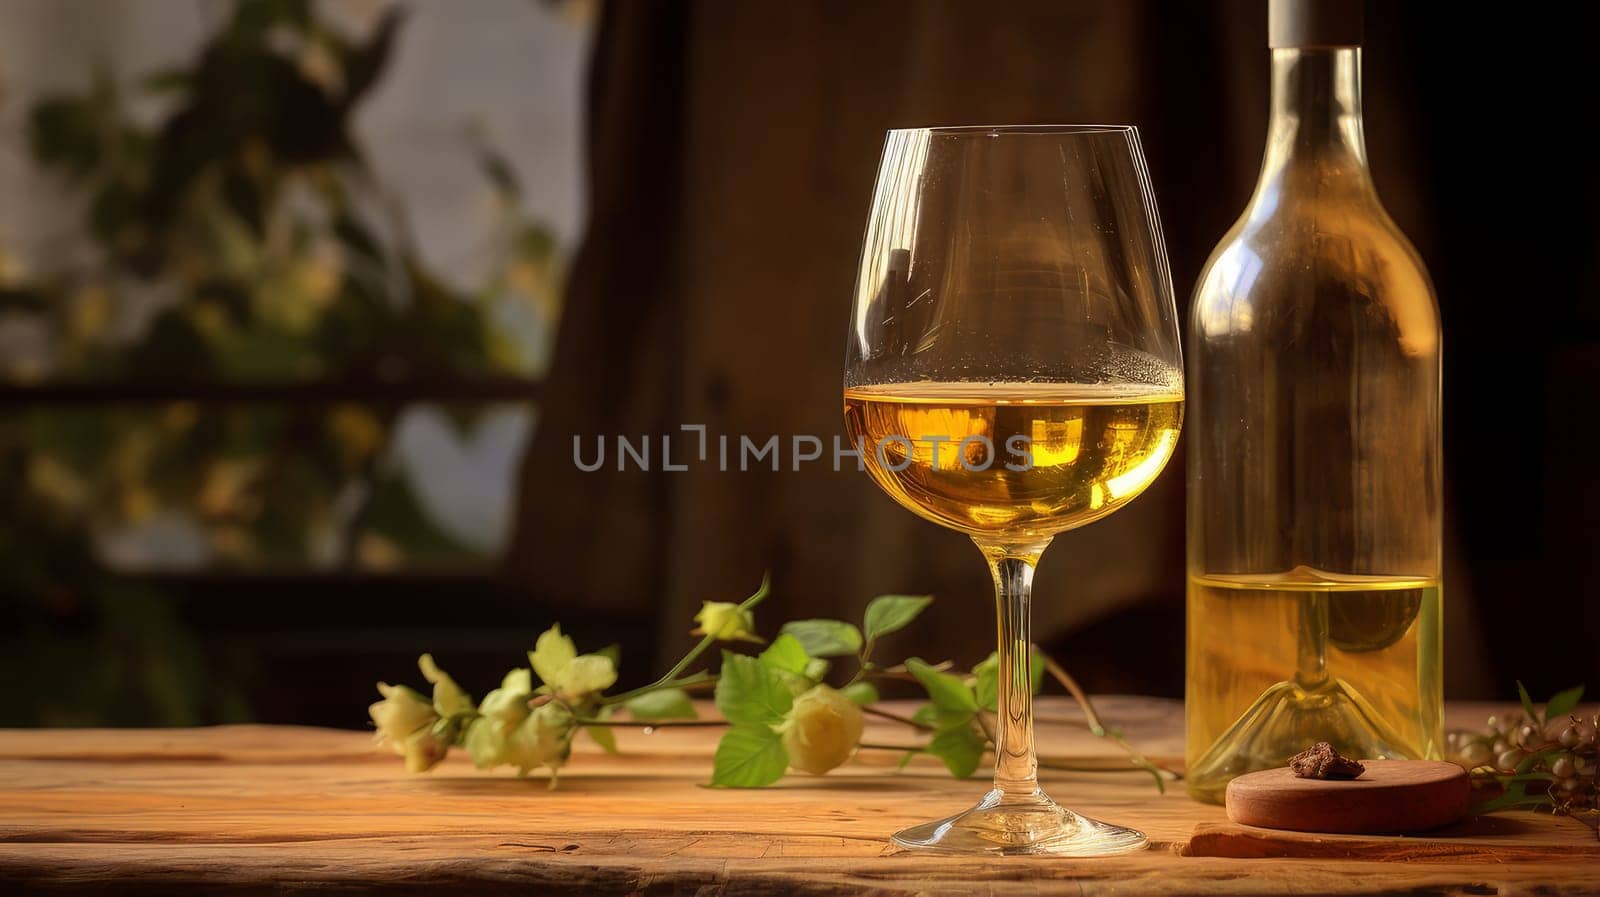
[1184, 0, 1443, 803]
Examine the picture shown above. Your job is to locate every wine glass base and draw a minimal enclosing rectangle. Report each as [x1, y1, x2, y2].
[891, 788, 1148, 857]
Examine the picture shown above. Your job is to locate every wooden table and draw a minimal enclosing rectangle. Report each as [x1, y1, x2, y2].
[3, 698, 1597, 895]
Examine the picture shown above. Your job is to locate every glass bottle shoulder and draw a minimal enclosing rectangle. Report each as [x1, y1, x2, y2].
[1190, 184, 1439, 356]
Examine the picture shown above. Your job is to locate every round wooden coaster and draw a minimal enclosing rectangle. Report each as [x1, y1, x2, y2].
[1225, 759, 1470, 834]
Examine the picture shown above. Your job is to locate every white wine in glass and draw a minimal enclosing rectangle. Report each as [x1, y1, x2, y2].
[844, 383, 1182, 538]
[843, 126, 1184, 856]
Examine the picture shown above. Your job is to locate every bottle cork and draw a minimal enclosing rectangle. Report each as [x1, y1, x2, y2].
[1269, 0, 1363, 48]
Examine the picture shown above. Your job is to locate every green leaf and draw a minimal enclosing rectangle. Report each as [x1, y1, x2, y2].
[974, 654, 996, 711]
[1028, 651, 1048, 694]
[1544, 684, 1586, 721]
[925, 724, 985, 779]
[840, 682, 879, 706]
[715, 651, 794, 725]
[758, 634, 812, 676]
[973, 650, 1047, 712]
[779, 619, 864, 658]
[803, 658, 831, 681]
[863, 595, 933, 642]
[710, 724, 789, 788]
[1471, 779, 1555, 814]
[1517, 680, 1538, 722]
[624, 688, 697, 721]
[913, 702, 976, 730]
[596, 643, 623, 671]
[585, 707, 618, 754]
[907, 658, 978, 714]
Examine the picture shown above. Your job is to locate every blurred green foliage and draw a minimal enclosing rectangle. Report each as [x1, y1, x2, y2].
[12, 0, 560, 383]
[0, 423, 255, 726]
[0, 0, 565, 725]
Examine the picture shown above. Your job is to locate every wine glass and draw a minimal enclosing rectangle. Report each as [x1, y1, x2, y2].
[843, 125, 1183, 856]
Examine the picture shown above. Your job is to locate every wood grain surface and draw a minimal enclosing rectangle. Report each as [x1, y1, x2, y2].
[1, 698, 1596, 896]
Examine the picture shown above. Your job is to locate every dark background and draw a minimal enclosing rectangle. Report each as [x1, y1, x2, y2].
[3, 0, 1597, 729]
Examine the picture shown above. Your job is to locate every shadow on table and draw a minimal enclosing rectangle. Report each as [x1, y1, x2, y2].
[417, 775, 934, 795]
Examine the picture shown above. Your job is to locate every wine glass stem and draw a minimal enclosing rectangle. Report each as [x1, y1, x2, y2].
[1295, 591, 1330, 690]
[978, 538, 1048, 800]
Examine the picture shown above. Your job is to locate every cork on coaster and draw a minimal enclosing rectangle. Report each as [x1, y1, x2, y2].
[1225, 759, 1470, 834]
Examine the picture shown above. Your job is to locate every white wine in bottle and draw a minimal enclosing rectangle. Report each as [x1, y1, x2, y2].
[1185, 0, 1443, 803]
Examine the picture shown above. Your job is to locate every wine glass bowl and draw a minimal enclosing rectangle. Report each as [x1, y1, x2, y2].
[843, 125, 1183, 856]
[842, 381, 1182, 541]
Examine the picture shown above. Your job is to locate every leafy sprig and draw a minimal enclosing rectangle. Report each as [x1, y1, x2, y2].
[1448, 683, 1596, 834]
[367, 575, 1179, 791]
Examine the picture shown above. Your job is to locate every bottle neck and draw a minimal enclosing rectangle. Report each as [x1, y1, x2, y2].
[1254, 47, 1373, 203]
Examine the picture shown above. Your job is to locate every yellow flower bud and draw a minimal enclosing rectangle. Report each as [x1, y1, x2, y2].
[552, 655, 617, 699]
[402, 726, 450, 773]
[419, 654, 474, 717]
[691, 601, 762, 643]
[504, 702, 576, 776]
[478, 668, 533, 734]
[464, 668, 542, 772]
[528, 626, 617, 701]
[369, 683, 438, 752]
[464, 717, 510, 769]
[530, 626, 578, 687]
[781, 685, 864, 775]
